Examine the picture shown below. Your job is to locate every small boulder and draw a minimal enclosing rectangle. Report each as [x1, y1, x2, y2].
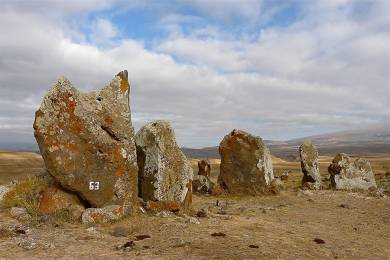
[198, 160, 211, 177]
[33, 71, 138, 210]
[328, 153, 377, 190]
[135, 120, 193, 204]
[269, 178, 285, 195]
[299, 140, 321, 189]
[218, 129, 274, 194]
[38, 185, 84, 214]
[192, 175, 214, 194]
[81, 205, 125, 224]
[10, 207, 31, 222]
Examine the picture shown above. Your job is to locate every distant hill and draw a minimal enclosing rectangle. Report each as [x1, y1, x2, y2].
[2, 125, 389, 159]
[181, 125, 390, 160]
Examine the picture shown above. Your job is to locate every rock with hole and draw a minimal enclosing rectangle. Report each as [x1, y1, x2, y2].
[33, 70, 138, 210]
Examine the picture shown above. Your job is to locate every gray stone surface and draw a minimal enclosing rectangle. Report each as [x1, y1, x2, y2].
[218, 129, 274, 194]
[81, 205, 125, 224]
[33, 71, 138, 210]
[135, 120, 193, 203]
[299, 140, 321, 189]
[192, 175, 213, 193]
[328, 153, 377, 190]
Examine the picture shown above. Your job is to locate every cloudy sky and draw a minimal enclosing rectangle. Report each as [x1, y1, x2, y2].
[0, 0, 389, 149]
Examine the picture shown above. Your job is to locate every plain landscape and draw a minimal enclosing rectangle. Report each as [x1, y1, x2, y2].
[1, 126, 390, 259]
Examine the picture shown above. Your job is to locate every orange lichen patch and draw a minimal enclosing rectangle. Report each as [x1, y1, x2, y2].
[104, 115, 113, 126]
[63, 142, 78, 151]
[113, 145, 125, 177]
[146, 200, 181, 212]
[119, 78, 129, 93]
[112, 206, 124, 217]
[115, 71, 129, 93]
[54, 91, 83, 134]
[38, 185, 82, 214]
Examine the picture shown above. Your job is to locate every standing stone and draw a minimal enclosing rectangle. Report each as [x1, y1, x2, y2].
[33, 70, 138, 211]
[299, 140, 321, 189]
[328, 153, 377, 190]
[218, 129, 274, 194]
[135, 120, 193, 204]
[198, 160, 211, 177]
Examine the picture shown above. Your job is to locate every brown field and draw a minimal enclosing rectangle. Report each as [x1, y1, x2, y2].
[0, 151, 390, 259]
[0, 151, 44, 185]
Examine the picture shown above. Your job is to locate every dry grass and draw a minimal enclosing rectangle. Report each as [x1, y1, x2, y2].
[0, 151, 43, 185]
[2, 176, 47, 217]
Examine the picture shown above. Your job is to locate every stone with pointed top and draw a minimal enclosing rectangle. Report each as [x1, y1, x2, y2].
[33, 71, 138, 210]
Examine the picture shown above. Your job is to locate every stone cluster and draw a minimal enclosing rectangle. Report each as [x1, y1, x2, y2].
[1, 70, 379, 225]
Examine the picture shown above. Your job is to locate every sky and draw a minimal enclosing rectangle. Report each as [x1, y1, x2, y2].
[0, 0, 389, 149]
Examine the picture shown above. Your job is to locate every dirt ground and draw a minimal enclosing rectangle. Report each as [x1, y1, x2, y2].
[1, 190, 389, 259]
[0, 152, 390, 259]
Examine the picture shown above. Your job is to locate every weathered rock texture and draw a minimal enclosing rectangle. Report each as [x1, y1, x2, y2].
[328, 153, 377, 190]
[218, 129, 274, 194]
[82, 205, 125, 224]
[198, 160, 211, 177]
[193, 175, 214, 193]
[33, 71, 138, 210]
[299, 140, 321, 189]
[38, 185, 84, 214]
[135, 120, 193, 204]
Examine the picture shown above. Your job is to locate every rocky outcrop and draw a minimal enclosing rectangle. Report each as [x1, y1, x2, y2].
[218, 129, 274, 194]
[135, 120, 193, 205]
[328, 153, 377, 190]
[299, 140, 321, 189]
[198, 160, 211, 177]
[33, 71, 138, 211]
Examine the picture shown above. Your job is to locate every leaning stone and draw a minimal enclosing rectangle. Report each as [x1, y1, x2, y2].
[33, 71, 138, 210]
[218, 129, 274, 194]
[135, 120, 193, 204]
[328, 153, 377, 190]
[299, 140, 321, 189]
[81, 205, 125, 224]
[198, 160, 211, 177]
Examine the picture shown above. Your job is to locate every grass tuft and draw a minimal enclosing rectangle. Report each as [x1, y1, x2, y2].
[2, 176, 47, 217]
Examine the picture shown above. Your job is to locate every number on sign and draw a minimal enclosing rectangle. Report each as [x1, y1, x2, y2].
[89, 181, 100, 190]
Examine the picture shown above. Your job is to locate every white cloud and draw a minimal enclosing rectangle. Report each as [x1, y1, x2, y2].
[0, 0, 389, 149]
[90, 18, 119, 46]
